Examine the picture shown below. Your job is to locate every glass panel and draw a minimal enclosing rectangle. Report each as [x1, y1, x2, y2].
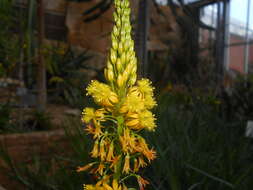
[229, 0, 249, 41]
[200, 4, 217, 28]
[183, 0, 199, 3]
[249, 0, 253, 30]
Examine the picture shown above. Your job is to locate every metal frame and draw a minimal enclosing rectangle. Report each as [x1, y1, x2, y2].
[193, 0, 253, 75]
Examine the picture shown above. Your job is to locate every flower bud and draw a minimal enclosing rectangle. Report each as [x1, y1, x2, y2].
[110, 49, 117, 64]
[104, 68, 108, 80]
[118, 42, 123, 54]
[107, 69, 114, 82]
[130, 57, 137, 66]
[113, 12, 118, 20]
[117, 74, 124, 87]
[113, 27, 119, 37]
[112, 39, 118, 50]
[122, 70, 130, 81]
[129, 74, 137, 86]
[116, 59, 123, 72]
[116, 18, 121, 27]
[120, 52, 126, 64]
[124, 0, 129, 8]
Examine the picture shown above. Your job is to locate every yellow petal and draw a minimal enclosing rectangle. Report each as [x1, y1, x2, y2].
[112, 179, 118, 190]
[103, 184, 113, 190]
[126, 119, 139, 127]
[126, 112, 139, 119]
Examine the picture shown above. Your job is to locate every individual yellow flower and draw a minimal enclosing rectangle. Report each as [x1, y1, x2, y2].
[106, 142, 115, 162]
[110, 155, 121, 172]
[93, 124, 104, 139]
[138, 110, 156, 131]
[112, 179, 121, 190]
[84, 124, 95, 135]
[86, 80, 119, 107]
[135, 138, 157, 162]
[137, 176, 149, 190]
[96, 163, 105, 176]
[133, 158, 139, 172]
[77, 162, 95, 172]
[144, 94, 157, 109]
[143, 148, 156, 162]
[119, 128, 136, 153]
[119, 94, 145, 113]
[95, 108, 107, 121]
[90, 140, 99, 158]
[137, 79, 154, 96]
[127, 80, 157, 110]
[85, 124, 104, 139]
[83, 184, 96, 190]
[99, 139, 106, 161]
[103, 183, 114, 190]
[123, 154, 130, 174]
[138, 157, 147, 168]
[95, 175, 111, 187]
[82, 107, 95, 123]
[126, 110, 156, 131]
[82, 108, 107, 124]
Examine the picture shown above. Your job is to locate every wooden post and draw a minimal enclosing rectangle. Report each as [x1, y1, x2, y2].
[135, 0, 150, 78]
[37, 0, 47, 112]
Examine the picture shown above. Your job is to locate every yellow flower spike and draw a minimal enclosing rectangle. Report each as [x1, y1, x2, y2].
[80, 0, 157, 189]
[123, 154, 130, 174]
[91, 140, 99, 158]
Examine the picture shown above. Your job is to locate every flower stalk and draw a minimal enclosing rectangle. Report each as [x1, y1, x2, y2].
[79, 0, 157, 189]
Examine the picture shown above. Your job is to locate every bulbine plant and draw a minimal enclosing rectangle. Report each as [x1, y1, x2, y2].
[78, 0, 157, 189]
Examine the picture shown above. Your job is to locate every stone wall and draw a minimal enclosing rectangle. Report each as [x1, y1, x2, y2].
[0, 129, 71, 190]
[14, 0, 181, 54]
